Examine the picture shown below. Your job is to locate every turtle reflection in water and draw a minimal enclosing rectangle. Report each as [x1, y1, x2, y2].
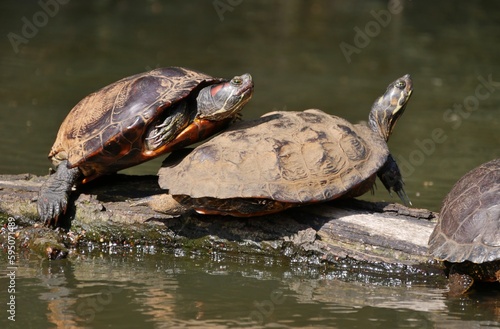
[37, 67, 254, 226]
[428, 158, 500, 296]
[147, 74, 413, 216]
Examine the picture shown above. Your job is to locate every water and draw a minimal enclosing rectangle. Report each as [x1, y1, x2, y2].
[1, 1, 499, 327]
[1, 249, 499, 329]
[1, 0, 499, 212]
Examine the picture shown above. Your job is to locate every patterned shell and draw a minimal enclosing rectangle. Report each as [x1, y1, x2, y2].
[428, 158, 500, 263]
[159, 109, 389, 203]
[49, 67, 222, 177]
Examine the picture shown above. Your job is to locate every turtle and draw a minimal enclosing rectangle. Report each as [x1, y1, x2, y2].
[146, 74, 413, 217]
[37, 67, 254, 225]
[428, 158, 500, 295]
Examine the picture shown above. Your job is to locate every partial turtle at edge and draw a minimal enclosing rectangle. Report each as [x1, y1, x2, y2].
[428, 158, 500, 295]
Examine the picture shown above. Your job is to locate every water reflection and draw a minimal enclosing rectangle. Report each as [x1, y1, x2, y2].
[1, 250, 499, 328]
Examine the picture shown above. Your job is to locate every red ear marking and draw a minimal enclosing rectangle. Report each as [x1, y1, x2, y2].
[210, 83, 225, 96]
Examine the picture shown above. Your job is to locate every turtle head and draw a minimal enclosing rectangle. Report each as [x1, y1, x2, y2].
[368, 74, 413, 142]
[196, 73, 254, 120]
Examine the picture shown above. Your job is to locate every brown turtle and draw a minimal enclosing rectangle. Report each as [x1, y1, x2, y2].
[147, 74, 413, 217]
[37, 67, 254, 225]
[428, 158, 500, 295]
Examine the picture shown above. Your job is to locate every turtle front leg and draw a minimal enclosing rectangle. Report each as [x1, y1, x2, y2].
[145, 102, 190, 151]
[37, 160, 81, 226]
[377, 154, 412, 206]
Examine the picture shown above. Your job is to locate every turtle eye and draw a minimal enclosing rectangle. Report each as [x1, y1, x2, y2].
[232, 77, 242, 85]
[396, 81, 406, 89]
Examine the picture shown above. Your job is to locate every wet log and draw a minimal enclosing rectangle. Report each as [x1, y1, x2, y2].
[0, 173, 439, 273]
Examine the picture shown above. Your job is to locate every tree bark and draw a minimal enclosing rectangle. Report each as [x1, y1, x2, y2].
[0, 173, 439, 272]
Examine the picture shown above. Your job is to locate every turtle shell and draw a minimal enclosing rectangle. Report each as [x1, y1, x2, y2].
[428, 158, 500, 263]
[159, 109, 389, 204]
[49, 67, 224, 179]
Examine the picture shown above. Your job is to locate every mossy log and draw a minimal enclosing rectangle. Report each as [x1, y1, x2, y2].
[0, 173, 440, 274]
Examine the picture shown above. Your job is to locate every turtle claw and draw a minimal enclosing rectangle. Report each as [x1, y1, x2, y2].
[37, 190, 68, 226]
[395, 188, 412, 207]
[37, 161, 81, 227]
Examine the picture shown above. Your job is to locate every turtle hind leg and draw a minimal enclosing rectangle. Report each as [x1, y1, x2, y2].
[132, 194, 192, 217]
[377, 154, 412, 206]
[37, 160, 81, 226]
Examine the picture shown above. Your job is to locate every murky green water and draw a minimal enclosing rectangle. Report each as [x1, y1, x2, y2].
[1, 1, 499, 328]
[1, 248, 499, 329]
